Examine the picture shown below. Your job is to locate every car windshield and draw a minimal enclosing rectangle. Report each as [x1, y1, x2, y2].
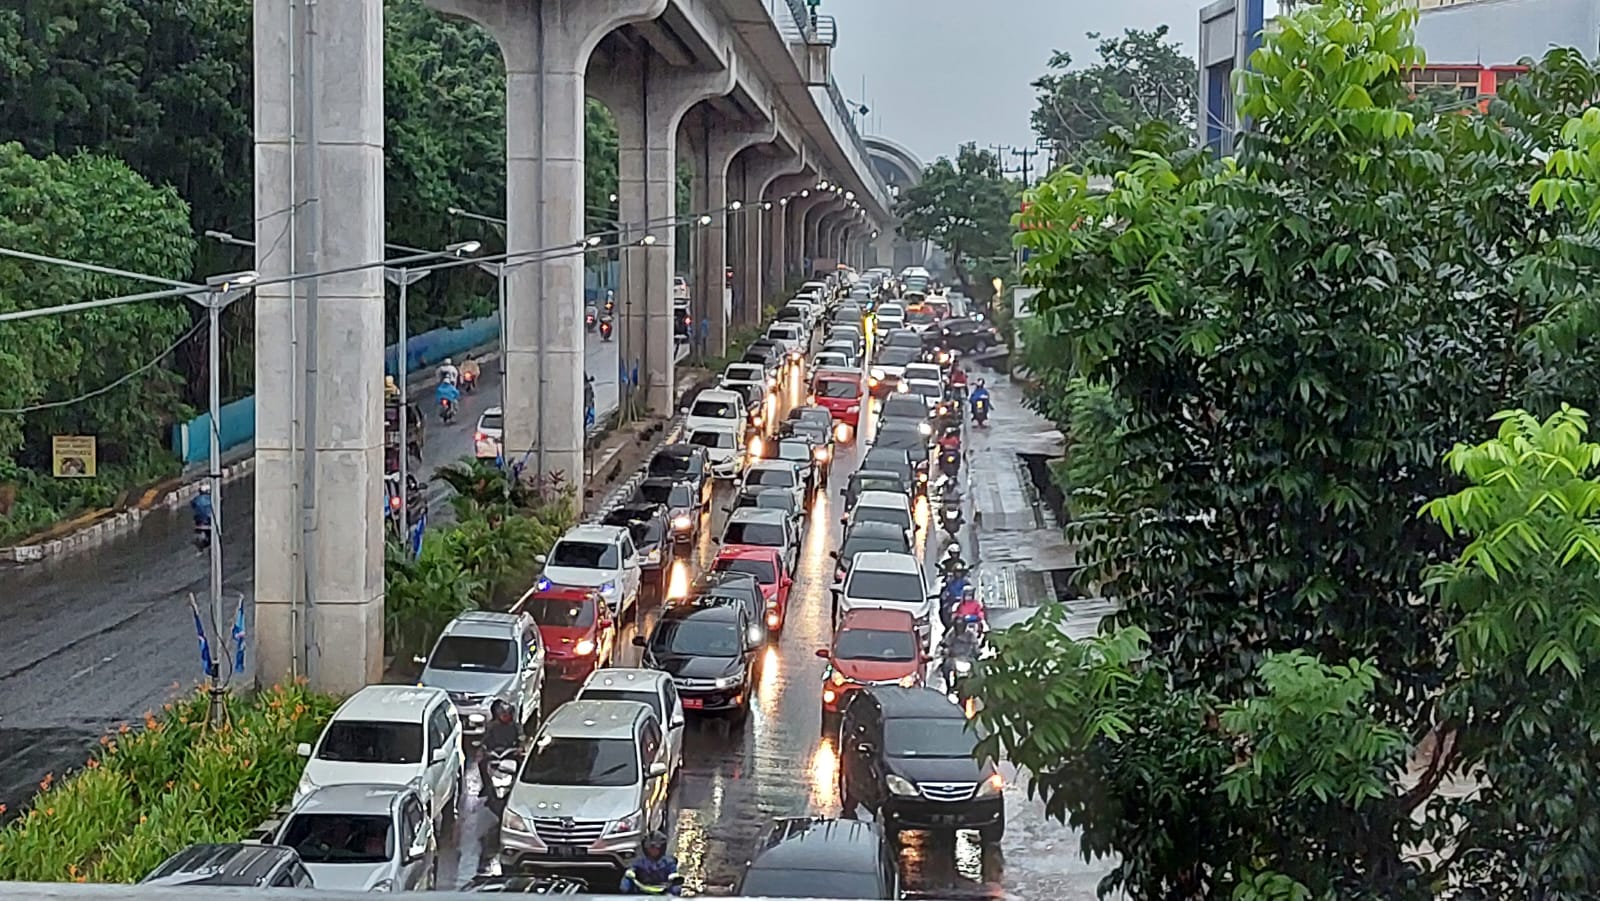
[281, 813, 393, 865]
[609, 517, 664, 547]
[853, 477, 904, 497]
[714, 556, 777, 584]
[748, 468, 796, 488]
[879, 348, 919, 366]
[771, 327, 800, 340]
[755, 493, 794, 514]
[691, 399, 738, 418]
[726, 366, 764, 382]
[480, 412, 503, 432]
[724, 522, 785, 547]
[815, 379, 858, 399]
[835, 628, 918, 661]
[580, 688, 662, 719]
[316, 721, 423, 765]
[651, 619, 743, 657]
[689, 430, 735, 449]
[740, 869, 882, 899]
[549, 540, 619, 569]
[910, 382, 942, 399]
[879, 307, 905, 320]
[885, 716, 984, 758]
[846, 569, 923, 602]
[648, 454, 695, 478]
[520, 737, 640, 787]
[428, 636, 517, 673]
[522, 597, 595, 628]
[777, 443, 810, 463]
[881, 399, 926, 420]
[854, 505, 910, 530]
[638, 482, 694, 508]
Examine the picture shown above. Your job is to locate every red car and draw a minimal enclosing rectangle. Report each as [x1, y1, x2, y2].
[514, 584, 615, 683]
[815, 608, 928, 727]
[810, 372, 865, 430]
[711, 546, 792, 632]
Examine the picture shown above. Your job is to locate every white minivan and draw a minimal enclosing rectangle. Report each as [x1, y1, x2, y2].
[836, 551, 936, 647]
[688, 424, 746, 479]
[685, 388, 748, 438]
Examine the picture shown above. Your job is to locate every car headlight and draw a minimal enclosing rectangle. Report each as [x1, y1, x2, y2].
[714, 674, 743, 690]
[370, 878, 395, 892]
[574, 638, 596, 656]
[919, 422, 933, 436]
[644, 547, 662, 565]
[898, 674, 917, 687]
[672, 514, 693, 531]
[886, 774, 919, 797]
[604, 810, 643, 836]
[600, 581, 618, 596]
[871, 368, 885, 380]
[468, 712, 487, 725]
[976, 772, 1005, 797]
[830, 669, 848, 687]
[814, 447, 830, 462]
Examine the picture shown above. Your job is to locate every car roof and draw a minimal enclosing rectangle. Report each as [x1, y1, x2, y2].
[854, 490, 912, 510]
[863, 446, 911, 462]
[142, 844, 301, 887]
[654, 444, 700, 459]
[715, 545, 782, 562]
[747, 459, 800, 474]
[443, 611, 524, 639]
[847, 551, 920, 574]
[335, 686, 447, 721]
[845, 520, 910, 541]
[660, 603, 743, 626]
[851, 469, 906, 484]
[728, 507, 789, 524]
[541, 699, 654, 739]
[557, 523, 629, 544]
[864, 685, 968, 720]
[694, 387, 744, 401]
[750, 817, 884, 873]
[838, 607, 918, 631]
[291, 783, 407, 815]
[813, 368, 861, 382]
[582, 668, 670, 693]
[603, 502, 667, 522]
[694, 570, 762, 591]
[516, 584, 600, 607]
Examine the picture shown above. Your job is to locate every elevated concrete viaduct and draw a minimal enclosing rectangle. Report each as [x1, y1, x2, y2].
[252, 0, 895, 691]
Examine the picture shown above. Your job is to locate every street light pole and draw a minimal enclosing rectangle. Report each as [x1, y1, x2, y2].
[383, 266, 430, 538]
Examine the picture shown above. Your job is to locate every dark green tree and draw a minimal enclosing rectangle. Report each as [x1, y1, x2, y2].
[1030, 26, 1196, 164]
[895, 144, 1018, 302]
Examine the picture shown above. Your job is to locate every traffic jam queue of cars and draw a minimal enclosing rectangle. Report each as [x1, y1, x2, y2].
[140, 266, 1004, 897]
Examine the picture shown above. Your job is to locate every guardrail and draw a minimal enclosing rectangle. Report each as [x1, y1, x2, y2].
[768, 0, 812, 41]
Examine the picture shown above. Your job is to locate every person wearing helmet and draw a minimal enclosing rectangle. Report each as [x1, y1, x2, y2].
[190, 483, 216, 549]
[939, 615, 983, 693]
[954, 584, 987, 629]
[621, 830, 682, 895]
[476, 699, 519, 796]
[384, 374, 400, 401]
[437, 357, 460, 387]
[460, 354, 481, 391]
[940, 569, 971, 628]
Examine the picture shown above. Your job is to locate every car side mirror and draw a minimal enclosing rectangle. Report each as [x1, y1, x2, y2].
[839, 515, 848, 525]
[430, 747, 447, 765]
[296, 742, 312, 758]
[815, 648, 830, 659]
[648, 761, 669, 779]
[534, 553, 548, 565]
[632, 635, 648, 648]
[405, 830, 430, 864]
[412, 655, 428, 665]
[670, 712, 685, 729]
[829, 550, 840, 560]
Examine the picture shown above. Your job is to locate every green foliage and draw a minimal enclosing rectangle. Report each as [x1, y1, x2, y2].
[1030, 27, 1197, 164]
[0, 143, 195, 541]
[989, 0, 1600, 895]
[0, 682, 337, 883]
[895, 144, 1018, 302]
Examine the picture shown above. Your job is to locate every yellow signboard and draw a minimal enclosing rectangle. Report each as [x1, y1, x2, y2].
[52, 435, 97, 478]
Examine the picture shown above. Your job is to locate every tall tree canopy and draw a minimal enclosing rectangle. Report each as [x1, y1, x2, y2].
[985, 0, 1600, 897]
[1030, 26, 1196, 164]
[895, 144, 1018, 303]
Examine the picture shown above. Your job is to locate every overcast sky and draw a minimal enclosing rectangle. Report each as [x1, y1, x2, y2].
[827, 0, 1201, 166]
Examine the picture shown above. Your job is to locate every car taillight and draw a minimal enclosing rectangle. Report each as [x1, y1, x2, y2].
[474, 432, 486, 442]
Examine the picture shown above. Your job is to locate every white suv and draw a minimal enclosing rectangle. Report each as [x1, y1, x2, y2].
[294, 686, 464, 827]
[539, 524, 643, 614]
[415, 610, 545, 736]
[836, 551, 936, 647]
[499, 700, 672, 875]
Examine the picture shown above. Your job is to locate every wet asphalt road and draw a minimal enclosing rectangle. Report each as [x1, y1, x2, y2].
[438, 349, 1013, 897]
[0, 336, 620, 816]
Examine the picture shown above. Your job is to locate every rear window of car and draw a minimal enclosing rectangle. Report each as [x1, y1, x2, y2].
[814, 378, 859, 399]
[691, 399, 738, 418]
[690, 430, 735, 449]
[479, 412, 503, 431]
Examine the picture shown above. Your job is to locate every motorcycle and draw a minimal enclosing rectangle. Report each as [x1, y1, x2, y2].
[484, 748, 521, 817]
[460, 369, 477, 393]
[938, 443, 961, 478]
[971, 397, 990, 428]
[193, 522, 213, 550]
[439, 397, 457, 424]
[585, 303, 599, 332]
[622, 871, 684, 896]
[599, 316, 615, 342]
[603, 292, 617, 317]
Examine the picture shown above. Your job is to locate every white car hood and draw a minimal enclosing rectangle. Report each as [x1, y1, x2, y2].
[508, 783, 642, 824]
[541, 565, 617, 589]
[304, 861, 394, 892]
[297, 760, 425, 805]
[841, 595, 933, 621]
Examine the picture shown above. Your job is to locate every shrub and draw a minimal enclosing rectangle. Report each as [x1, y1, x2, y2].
[0, 682, 337, 883]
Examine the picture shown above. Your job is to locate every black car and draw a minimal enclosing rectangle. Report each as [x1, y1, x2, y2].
[736, 817, 898, 899]
[860, 447, 919, 494]
[462, 874, 588, 894]
[841, 469, 912, 511]
[601, 502, 673, 597]
[937, 317, 1002, 354]
[838, 686, 1005, 842]
[742, 344, 784, 379]
[757, 436, 820, 499]
[633, 476, 702, 548]
[635, 604, 760, 721]
[880, 329, 923, 355]
[873, 424, 931, 488]
[142, 843, 314, 888]
[685, 570, 770, 644]
[831, 520, 914, 584]
[878, 394, 931, 431]
[748, 338, 788, 371]
[729, 485, 804, 528]
[647, 444, 711, 509]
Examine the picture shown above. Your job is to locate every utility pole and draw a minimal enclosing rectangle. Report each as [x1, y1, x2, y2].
[1009, 146, 1041, 188]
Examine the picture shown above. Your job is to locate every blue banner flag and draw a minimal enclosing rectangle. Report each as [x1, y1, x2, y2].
[410, 511, 427, 559]
[231, 594, 247, 675]
[187, 595, 214, 676]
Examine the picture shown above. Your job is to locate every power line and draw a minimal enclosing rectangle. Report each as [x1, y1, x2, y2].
[0, 317, 206, 414]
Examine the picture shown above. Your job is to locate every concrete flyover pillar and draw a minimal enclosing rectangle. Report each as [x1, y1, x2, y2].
[254, 0, 386, 693]
[788, 191, 832, 282]
[594, 54, 735, 414]
[686, 114, 776, 356]
[742, 151, 806, 324]
[767, 171, 813, 303]
[804, 196, 844, 269]
[430, 0, 668, 493]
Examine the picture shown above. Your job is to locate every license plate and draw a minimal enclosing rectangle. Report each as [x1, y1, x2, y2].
[682, 697, 704, 710]
[548, 845, 584, 859]
[929, 814, 964, 825]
